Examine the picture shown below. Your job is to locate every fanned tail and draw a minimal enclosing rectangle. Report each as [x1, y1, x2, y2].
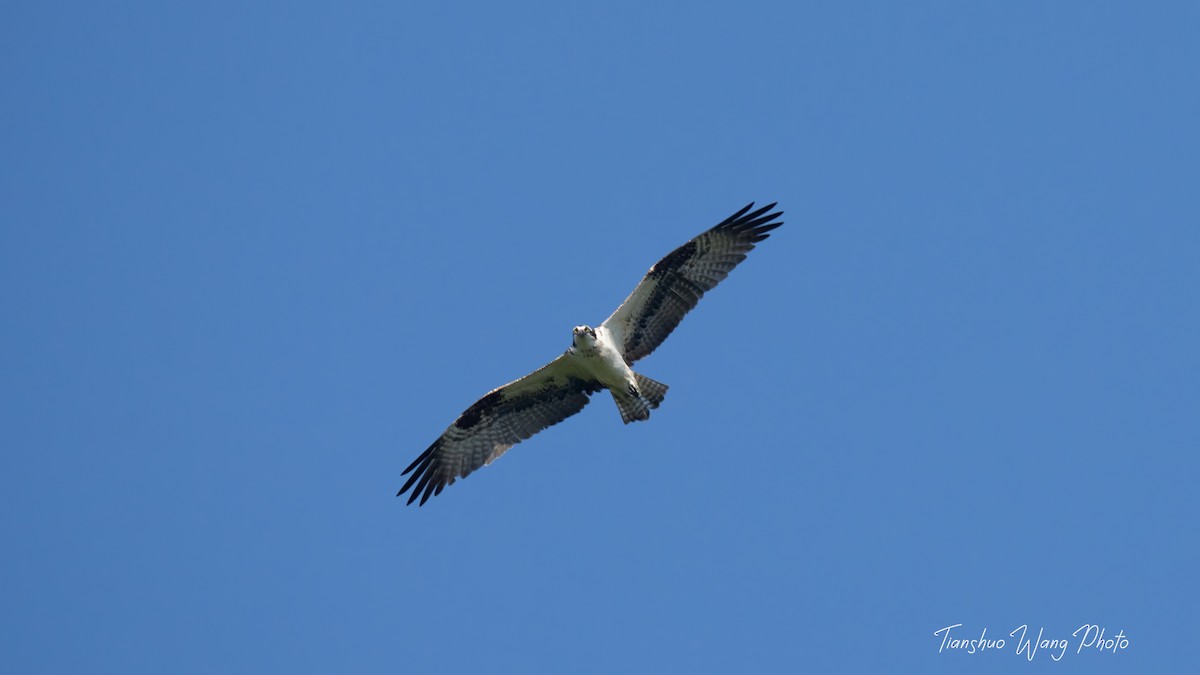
[612, 373, 670, 424]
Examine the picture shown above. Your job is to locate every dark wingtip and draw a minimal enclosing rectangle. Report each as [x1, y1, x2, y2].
[716, 201, 783, 233]
[398, 439, 442, 504]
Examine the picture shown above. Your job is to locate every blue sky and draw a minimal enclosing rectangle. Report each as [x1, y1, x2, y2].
[2, 2, 1196, 672]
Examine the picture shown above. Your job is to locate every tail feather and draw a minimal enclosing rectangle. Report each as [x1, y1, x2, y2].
[634, 372, 669, 409]
[614, 393, 651, 424]
[612, 372, 670, 424]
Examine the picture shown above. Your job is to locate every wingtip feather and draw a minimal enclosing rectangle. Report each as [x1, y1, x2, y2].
[716, 202, 783, 235]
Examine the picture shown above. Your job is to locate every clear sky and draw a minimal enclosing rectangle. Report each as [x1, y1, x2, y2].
[2, 2, 1196, 673]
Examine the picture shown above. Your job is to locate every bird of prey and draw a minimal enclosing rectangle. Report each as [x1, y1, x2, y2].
[399, 202, 783, 505]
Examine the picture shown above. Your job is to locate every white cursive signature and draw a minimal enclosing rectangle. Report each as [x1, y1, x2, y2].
[933, 623, 1129, 660]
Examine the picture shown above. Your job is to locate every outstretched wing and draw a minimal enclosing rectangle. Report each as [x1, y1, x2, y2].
[398, 354, 600, 506]
[601, 202, 783, 364]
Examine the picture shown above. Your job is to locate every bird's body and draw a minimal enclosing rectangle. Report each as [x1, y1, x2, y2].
[569, 324, 630, 393]
[570, 324, 665, 424]
[399, 202, 784, 505]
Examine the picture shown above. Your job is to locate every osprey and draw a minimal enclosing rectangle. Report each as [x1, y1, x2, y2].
[399, 202, 783, 505]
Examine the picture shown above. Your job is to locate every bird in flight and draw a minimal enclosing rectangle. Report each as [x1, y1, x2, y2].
[399, 202, 784, 505]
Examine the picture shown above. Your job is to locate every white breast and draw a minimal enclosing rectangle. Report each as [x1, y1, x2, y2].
[576, 326, 634, 391]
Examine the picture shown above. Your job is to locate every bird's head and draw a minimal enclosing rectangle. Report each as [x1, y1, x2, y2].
[572, 325, 597, 348]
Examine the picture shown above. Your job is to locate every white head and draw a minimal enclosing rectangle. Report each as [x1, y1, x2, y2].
[572, 325, 597, 349]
